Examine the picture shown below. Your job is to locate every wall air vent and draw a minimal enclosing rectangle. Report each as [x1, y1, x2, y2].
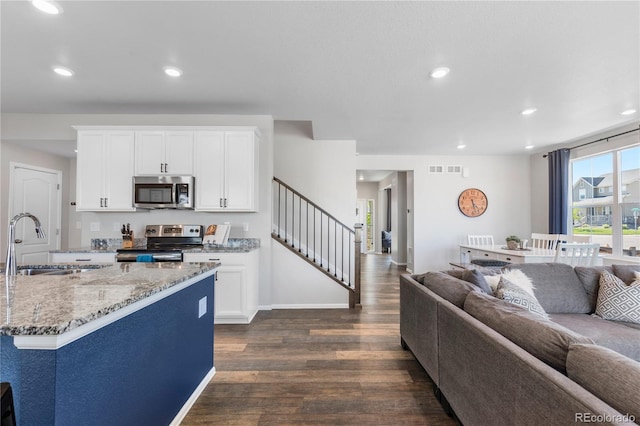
[428, 165, 444, 174]
[447, 165, 462, 174]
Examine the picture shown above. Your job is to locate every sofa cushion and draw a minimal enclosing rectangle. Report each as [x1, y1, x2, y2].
[595, 271, 640, 325]
[550, 313, 640, 362]
[574, 266, 613, 312]
[495, 276, 548, 318]
[567, 343, 640, 422]
[460, 269, 492, 294]
[612, 264, 640, 285]
[464, 291, 595, 372]
[505, 263, 591, 314]
[419, 271, 479, 308]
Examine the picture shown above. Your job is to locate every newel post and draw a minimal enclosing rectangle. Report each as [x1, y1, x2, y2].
[352, 223, 363, 309]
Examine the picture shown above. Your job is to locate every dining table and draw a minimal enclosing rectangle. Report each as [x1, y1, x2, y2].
[459, 244, 558, 265]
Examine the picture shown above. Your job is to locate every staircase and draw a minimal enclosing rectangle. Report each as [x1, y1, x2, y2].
[272, 177, 362, 308]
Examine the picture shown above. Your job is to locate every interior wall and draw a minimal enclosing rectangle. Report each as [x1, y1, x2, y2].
[272, 120, 356, 307]
[406, 171, 415, 272]
[358, 154, 531, 273]
[1, 113, 275, 307]
[0, 141, 73, 257]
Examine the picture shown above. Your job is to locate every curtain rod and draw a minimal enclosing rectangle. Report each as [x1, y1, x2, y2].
[543, 125, 639, 158]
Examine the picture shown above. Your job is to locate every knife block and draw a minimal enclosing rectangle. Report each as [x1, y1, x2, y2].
[122, 231, 134, 249]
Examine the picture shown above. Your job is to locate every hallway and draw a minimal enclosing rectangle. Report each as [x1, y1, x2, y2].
[181, 254, 455, 425]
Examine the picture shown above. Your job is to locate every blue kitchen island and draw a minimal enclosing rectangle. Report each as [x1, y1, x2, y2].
[0, 262, 218, 426]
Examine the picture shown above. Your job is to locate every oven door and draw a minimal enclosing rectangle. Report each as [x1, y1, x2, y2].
[116, 250, 183, 262]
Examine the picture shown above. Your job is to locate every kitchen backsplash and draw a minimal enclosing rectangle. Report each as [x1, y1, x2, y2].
[90, 237, 260, 250]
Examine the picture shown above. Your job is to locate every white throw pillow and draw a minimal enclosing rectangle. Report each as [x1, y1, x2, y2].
[484, 269, 535, 296]
[595, 271, 640, 325]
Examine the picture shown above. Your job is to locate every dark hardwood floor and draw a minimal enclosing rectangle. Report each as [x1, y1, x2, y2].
[181, 254, 456, 425]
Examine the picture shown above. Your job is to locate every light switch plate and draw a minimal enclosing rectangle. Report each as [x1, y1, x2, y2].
[90, 222, 100, 232]
[198, 296, 207, 318]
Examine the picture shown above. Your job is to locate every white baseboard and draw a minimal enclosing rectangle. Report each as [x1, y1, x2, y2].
[170, 367, 216, 426]
[270, 303, 349, 309]
[390, 260, 407, 266]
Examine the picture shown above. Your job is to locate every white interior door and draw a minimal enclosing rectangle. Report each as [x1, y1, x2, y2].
[356, 199, 367, 253]
[10, 163, 61, 264]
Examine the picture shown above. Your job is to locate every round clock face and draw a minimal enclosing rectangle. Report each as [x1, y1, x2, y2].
[458, 188, 488, 217]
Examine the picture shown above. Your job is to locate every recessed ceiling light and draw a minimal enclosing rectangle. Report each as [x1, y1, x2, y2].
[163, 66, 182, 77]
[525, 145, 535, 150]
[457, 143, 466, 150]
[53, 66, 74, 77]
[32, 0, 63, 15]
[430, 67, 450, 79]
[621, 109, 637, 116]
[521, 108, 537, 116]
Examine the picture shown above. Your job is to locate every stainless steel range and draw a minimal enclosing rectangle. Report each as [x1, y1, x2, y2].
[115, 224, 203, 262]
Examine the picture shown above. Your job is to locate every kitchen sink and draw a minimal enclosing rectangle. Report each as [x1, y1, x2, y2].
[16, 267, 98, 276]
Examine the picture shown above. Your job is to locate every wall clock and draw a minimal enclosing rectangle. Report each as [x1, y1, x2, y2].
[458, 188, 488, 217]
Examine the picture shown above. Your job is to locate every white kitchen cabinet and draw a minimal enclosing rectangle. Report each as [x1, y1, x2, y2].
[183, 250, 259, 324]
[135, 131, 193, 175]
[76, 130, 136, 211]
[50, 252, 116, 263]
[194, 130, 259, 212]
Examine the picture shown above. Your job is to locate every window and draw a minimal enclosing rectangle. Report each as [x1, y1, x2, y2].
[571, 145, 639, 258]
[579, 188, 586, 200]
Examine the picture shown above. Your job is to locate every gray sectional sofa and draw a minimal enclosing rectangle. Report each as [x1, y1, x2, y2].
[400, 263, 640, 426]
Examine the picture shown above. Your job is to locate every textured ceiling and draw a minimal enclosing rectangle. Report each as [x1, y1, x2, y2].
[1, 1, 638, 156]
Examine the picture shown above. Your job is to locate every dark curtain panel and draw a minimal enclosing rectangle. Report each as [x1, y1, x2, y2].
[385, 188, 391, 231]
[548, 148, 570, 234]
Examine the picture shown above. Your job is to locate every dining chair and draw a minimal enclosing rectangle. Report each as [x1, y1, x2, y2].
[467, 235, 495, 246]
[531, 233, 560, 250]
[554, 243, 600, 267]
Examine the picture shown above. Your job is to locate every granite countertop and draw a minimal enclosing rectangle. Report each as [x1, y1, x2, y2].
[50, 238, 261, 254]
[1, 262, 219, 337]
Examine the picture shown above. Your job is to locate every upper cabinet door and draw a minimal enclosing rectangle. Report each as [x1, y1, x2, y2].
[225, 131, 258, 211]
[135, 131, 165, 175]
[76, 130, 135, 211]
[104, 131, 135, 210]
[164, 131, 194, 175]
[76, 132, 107, 210]
[193, 130, 258, 212]
[194, 131, 225, 210]
[135, 131, 194, 175]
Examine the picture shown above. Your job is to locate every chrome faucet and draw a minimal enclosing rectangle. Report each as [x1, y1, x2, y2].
[5, 212, 46, 277]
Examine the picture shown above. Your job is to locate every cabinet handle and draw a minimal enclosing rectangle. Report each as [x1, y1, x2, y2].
[160, 163, 164, 173]
[164, 163, 168, 173]
[100, 198, 104, 207]
[224, 198, 228, 207]
[209, 258, 220, 261]
[484, 253, 489, 257]
[506, 257, 512, 261]
[104, 198, 108, 207]
[220, 198, 223, 207]
[75, 258, 91, 262]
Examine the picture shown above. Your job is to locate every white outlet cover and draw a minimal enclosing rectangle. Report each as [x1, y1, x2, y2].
[90, 222, 100, 232]
[198, 296, 207, 318]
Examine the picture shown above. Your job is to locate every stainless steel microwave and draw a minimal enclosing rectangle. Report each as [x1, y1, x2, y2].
[133, 176, 194, 209]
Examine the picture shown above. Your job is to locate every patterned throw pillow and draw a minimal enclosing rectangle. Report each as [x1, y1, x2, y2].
[496, 276, 548, 318]
[596, 271, 640, 324]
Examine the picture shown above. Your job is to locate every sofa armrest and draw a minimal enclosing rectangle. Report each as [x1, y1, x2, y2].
[400, 274, 442, 385]
[567, 344, 640, 422]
